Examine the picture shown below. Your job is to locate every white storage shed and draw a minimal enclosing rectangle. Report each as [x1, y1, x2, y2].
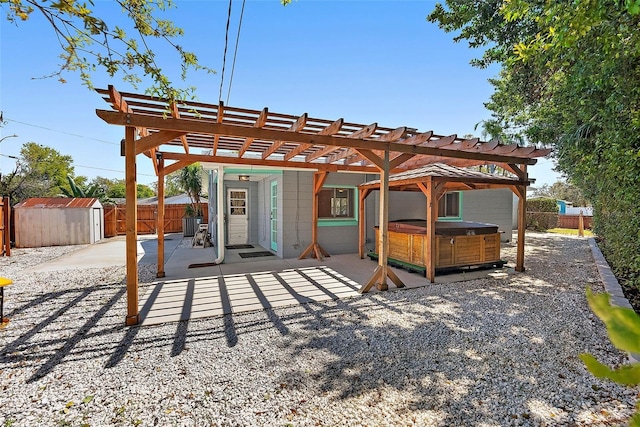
[14, 198, 104, 247]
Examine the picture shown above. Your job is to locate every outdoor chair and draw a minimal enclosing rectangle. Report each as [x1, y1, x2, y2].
[192, 224, 211, 248]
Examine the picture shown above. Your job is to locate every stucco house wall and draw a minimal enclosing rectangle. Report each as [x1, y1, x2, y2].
[206, 166, 515, 259]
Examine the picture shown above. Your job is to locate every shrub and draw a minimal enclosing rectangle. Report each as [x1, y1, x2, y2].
[527, 197, 559, 212]
[526, 198, 559, 231]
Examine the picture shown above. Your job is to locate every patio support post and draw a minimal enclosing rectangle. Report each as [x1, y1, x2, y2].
[157, 155, 166, 278]
[376, 150, 390, 291]
[416, 180, 445, 283]
[124, 126, 139, 326]
[358, 188, 371, 258]
[359, 150, 405, 293]
[516, 181, 526, 272]
[508, 164, 528, 273]
[425, 177, 437, 282]
[299, 171, 330, 260]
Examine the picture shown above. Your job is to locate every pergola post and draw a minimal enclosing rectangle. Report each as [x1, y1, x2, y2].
[416, 180, 443, 283]
[359, 150, 405, 293]
[157, 155, 166, 278]
[425, 178, 437, 282]
[507, 164, 528, 273]
[376, 150, 390, 291]
[124, 126, 139, 326]
[358, 187, 371, 259]
[299, 171, 330, 260]
[516, 183, 527, 272]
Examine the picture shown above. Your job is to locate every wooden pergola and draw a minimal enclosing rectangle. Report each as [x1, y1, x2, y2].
[357, 163, 533, 289]
[96, 85, 550, 325]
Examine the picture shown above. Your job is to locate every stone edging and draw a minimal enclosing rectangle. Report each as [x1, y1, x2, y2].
[588, 237, 640, 363]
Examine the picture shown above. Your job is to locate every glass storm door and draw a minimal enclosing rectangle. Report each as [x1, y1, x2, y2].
[270, 181, 278, 251]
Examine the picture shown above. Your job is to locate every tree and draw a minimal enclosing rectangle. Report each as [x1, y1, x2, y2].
[534, 181, 590, 207]
[60, 174, 114, 205]
[179, 163, 203, 217]
[61, 174, 103, 198]
[3, 142, 76, 202]
[428, 1, 640, 312]
[150, 171, 183, 197]
[4, 0, 214, 101]
[136, 183, 155, 199]
[97, 178, 155, 199]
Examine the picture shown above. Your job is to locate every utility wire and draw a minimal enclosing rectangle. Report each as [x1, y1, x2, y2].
[5, 118, 120, 145]
[226, 0, 246, 105]
[219, 0, 234, 102]
[0, 153, 156, 177]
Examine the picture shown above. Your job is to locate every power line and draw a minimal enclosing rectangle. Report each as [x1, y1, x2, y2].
[5, 118, 120, 145]
[0, 153, 156, 178]
[219, 0, 234, 102]
[226, 0, 247, 104]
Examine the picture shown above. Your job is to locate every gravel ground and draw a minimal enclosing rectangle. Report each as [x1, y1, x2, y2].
[0, 232, 638, 426]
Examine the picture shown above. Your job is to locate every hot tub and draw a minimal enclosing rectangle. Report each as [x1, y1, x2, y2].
[373, 220, 502, 271]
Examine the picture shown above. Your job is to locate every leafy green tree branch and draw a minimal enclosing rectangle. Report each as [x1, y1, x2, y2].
[2, 0, 214, 101]
[581, 289, 640, 426]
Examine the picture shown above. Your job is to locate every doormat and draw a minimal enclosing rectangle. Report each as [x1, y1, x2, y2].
[188, 262, 219, 269]
[226, 244, 254, 250]
[238, 251, 275, 258]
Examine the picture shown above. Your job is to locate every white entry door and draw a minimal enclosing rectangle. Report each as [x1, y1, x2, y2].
[228, 189, 248, 245]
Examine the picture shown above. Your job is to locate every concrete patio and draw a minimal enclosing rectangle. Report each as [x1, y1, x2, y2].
[140, 235, 512, 325]
[28, 233, 514, 326]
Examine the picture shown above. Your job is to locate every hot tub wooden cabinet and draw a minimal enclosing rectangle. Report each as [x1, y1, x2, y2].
[372, 220, 503, 273]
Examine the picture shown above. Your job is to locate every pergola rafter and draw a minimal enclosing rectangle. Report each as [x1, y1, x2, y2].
[96, 86, 549, 325]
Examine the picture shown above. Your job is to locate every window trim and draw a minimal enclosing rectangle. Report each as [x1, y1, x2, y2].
[437, 191, 463, 221]
[318, 185, 359, 227]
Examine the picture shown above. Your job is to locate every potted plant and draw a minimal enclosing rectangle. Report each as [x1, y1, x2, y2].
[180, 163, 204, 237]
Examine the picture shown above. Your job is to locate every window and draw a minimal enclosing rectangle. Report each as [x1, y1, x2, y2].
[438, 192, 460, 218]
[318, 187, 354, 219]
[229, 191, 247, 215]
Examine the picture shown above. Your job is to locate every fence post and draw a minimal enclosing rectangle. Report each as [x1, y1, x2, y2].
[578, 211, 584, 237]
[2, 196, 10, 257]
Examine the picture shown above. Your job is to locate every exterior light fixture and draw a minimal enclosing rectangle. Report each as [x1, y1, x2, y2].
[238, 175, 250, 181]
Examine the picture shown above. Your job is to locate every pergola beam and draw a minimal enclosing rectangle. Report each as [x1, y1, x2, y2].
[161, 151, 375, 173]
[237, 107, 269, 158]
[97, 110, 540, 166]
[327, 126, 407, 164]
[136, 130, 187, 155]
[170, 102, 190, 154]
[262, 113, 307, 159]
[212, 101, 224, 155]
[283, 118, 344, 161]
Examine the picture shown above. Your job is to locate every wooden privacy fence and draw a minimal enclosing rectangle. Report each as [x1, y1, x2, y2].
[104, 204, 209, 237]
[558, 214, 593, 230]
[1, 196, 10, 256]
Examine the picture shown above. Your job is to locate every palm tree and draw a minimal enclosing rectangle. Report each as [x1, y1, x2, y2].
[179, 163, 203, 217]
[60, 174, 113, 204]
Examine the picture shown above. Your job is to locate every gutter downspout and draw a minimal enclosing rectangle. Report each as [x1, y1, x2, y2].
[213, 165, 225, 264]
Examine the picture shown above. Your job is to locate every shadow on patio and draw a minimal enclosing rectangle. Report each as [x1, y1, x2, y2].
[139, 266, 361, 325]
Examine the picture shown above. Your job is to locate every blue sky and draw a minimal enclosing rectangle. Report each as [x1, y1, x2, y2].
[0, 0, 559, 188]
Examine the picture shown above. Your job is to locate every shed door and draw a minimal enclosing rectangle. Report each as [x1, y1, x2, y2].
[228, 189, 248, 245]
[93, 208, 102, 242]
